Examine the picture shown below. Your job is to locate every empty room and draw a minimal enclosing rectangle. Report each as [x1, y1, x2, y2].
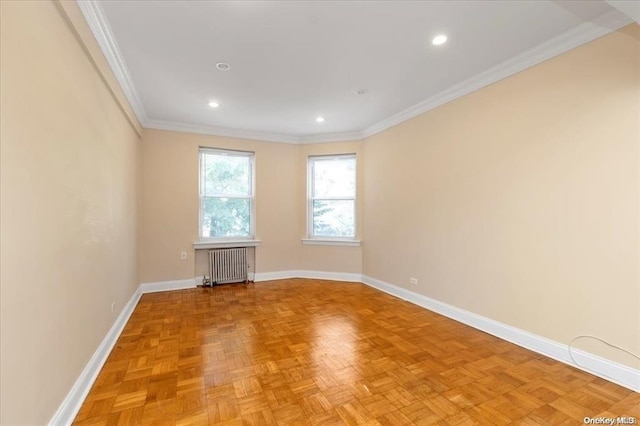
[1, 0, 639, 424]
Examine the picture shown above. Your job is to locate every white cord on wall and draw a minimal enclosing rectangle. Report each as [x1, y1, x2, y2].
[568, 335, 640, 383]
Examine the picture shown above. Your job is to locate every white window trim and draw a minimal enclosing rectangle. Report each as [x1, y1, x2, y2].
[307, 153, 357, 240]
[301, 238, 360, 247]
[199, 147, 256, 241]
[193, 239, 261, 250]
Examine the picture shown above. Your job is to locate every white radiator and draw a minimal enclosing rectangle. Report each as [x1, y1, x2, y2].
[208, 247, 248, 285]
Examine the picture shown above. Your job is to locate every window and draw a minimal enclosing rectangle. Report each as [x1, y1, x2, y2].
[308, 154, 356, 239]
[199, 148, 254, 239]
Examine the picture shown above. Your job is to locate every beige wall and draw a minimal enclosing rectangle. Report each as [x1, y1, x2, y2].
[135, 25, 640, 370]
[139, 130, 365, 282]
[297, 142, 364, 274]
[0, 1, 141, 424]
[363, 25, 640, 368]
[140, 129, 300, 282]
[2, 2, 638, 422]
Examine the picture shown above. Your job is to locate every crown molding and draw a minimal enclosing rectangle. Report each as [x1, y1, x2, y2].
[78, 2, 631, 145]
[144, 118, 302, 144]
[145, 119, 366, 144]
[298, 131, 365, 144]
[77, 0, 148, 124]
[361, 9, 633, 139]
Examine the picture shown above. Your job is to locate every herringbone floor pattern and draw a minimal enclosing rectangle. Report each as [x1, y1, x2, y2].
[74, 279, 639, 425]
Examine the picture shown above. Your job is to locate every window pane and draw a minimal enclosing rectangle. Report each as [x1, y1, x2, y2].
[312, 200, 354, 237]
[201, 197, 250, 237]
[203, 153, 250, 196]
[312, 157, 355, 197]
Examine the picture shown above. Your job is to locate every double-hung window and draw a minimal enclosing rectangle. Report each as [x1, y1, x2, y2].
[199, 148, 254, 239]
[307, 154, 356, 239]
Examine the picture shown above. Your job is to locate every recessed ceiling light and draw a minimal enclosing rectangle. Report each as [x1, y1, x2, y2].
[355, 89, 369, 96]
[216, 62, 231, 71]
[208, 101, 220, 108]
[316, 116, 325, 123]
[432, 35, 447, 46]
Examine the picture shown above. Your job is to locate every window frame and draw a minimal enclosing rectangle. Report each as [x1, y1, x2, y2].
[198, 147, 256, 241]
[307, 153, 357, 241]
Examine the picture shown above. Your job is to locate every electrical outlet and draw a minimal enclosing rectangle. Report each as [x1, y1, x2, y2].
[180, 251, 187, 260]
[409, 277, 418, 285]
[111, 302, 115, 313]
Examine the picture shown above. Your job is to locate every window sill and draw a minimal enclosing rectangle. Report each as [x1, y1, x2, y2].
[193, 239, 261, 249]
[301, 238, 361, 247]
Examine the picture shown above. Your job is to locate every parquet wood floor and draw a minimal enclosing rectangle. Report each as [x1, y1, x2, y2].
[74, 279, 639, 425]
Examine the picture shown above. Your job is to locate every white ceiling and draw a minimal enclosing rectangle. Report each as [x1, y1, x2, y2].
[81, 1, 632, 143]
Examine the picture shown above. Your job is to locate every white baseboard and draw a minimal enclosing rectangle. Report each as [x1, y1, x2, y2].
[361, 275, 640, 392]
[296, 270, 362, 282]
[140, 278, 197, 293]
[51, 272, 638, 425]
[48, 286, 143, 426]
[254, 270, 298, 282]
[254, 270, 361, 282]
[48, 279, 195, 425]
